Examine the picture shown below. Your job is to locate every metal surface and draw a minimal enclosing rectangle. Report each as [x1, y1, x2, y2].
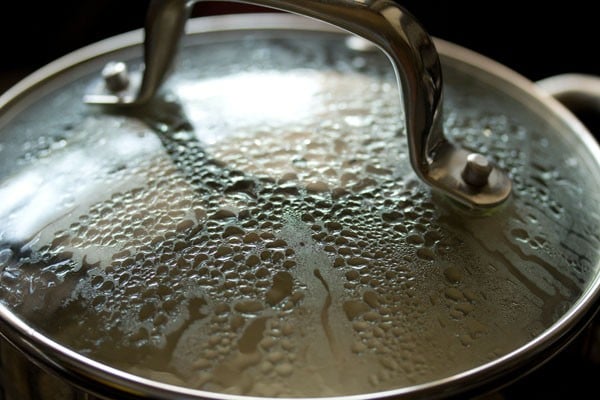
[101, 61, 130, 93]
[461, 153, 492, 187]
[1, 13, 600, 400]
[84, 0, 512, 209]
[537, 74, 600, 112]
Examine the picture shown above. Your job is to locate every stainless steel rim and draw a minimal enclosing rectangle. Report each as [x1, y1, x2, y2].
[0, 13, 599, 400]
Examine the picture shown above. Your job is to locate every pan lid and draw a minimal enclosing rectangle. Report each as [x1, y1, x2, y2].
[0, 5, 599, 400]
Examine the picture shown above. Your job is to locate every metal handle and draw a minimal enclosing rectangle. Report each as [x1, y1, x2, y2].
[537, 74, 600, 116]
[85, 0, 512, 208]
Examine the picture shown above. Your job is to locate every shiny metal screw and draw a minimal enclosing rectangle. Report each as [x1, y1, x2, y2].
[461, 153, 493, 187]
[102, 61, 130, 93]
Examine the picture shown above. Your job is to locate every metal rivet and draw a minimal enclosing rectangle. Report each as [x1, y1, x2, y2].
[461, 153, 493, 187]
[102, 61, 130, 93]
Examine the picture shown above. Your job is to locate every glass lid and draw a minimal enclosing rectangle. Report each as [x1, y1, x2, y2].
[0, 20, 599, 398]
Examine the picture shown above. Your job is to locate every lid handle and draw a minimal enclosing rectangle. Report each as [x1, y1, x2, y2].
[85, 0, 512, 208]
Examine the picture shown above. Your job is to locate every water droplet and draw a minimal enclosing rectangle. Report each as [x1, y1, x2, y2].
[443, 266, 462, 283]
[416, 247, 435, 261]
[0, 248, 13, 265]
[343, 300, 370, 320]
[511, 228, 529, 243]
[265, 271, 293, 306]
[406, 234, 424, 245]
[234, 300, 264, 314]
[275, 363, 293, 377]
[344, 115, 373, 127]
[444, 287, 464, 301]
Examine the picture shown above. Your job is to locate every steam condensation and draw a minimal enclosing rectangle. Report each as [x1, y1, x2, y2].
[0, 34, 598, 397]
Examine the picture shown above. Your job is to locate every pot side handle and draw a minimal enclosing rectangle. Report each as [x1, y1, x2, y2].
[537, 74, 600, 136]
[84, 0, 512, 209]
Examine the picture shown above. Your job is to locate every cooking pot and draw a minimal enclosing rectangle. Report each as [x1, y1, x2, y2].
[0, 1, 599, 399]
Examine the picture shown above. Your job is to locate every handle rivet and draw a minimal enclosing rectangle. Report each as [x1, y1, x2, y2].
[102, 61, 130, 93]
[462, 153, 492, 187]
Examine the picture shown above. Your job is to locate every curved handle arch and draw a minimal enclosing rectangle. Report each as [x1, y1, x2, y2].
[87, 0, 511, 208]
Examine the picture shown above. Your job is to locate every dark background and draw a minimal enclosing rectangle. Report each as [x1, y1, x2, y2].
[0, 1, 598, 91]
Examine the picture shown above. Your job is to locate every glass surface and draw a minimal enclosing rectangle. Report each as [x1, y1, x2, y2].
[0, 31, 599, 397]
